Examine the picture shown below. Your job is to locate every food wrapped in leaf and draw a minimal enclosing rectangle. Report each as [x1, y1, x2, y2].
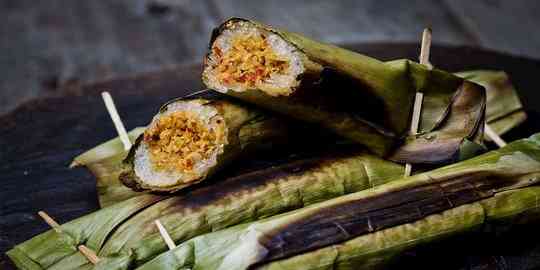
[135, 133, 540, 270]
[456, 70, 527, 139]
[119, 91, 295, 192]
[8, 146, 406, 270]
[70, 70, 523, 207]
[203, 18, 486, 164]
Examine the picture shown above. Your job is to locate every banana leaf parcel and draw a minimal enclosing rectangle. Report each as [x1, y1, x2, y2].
[119, 91, 296, 192]
[203, 18, 486, 164]
[135, 133, 540, 270]
[7, 147, 406, 269]
[71, 70, 525, 207]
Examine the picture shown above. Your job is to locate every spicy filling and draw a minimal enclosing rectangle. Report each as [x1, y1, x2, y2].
[213, 34, 290, 89]
[143, 111, 224, 175]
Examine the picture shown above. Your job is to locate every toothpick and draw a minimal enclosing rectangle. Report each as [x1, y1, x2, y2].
[77, 245, 101, 264]
[38, 211, 62, 233]
[404, 28, 432, 177]
[155, 219, 176, 250]
[37, 211, 100, 264]
[484, 124, 507, 147]
[101, 91, 132, 151]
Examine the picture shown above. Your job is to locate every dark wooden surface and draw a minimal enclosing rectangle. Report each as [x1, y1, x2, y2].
[2, 43, 540, 269]
[2, 0, 540, 115]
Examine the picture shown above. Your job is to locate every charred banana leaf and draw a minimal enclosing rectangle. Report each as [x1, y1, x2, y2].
[119, 91, 294, 192]
[203, 18, 486, 163]
[457, 70, 527, 140]
[136, 133, 540, 270]
[9, 149, 404, 269]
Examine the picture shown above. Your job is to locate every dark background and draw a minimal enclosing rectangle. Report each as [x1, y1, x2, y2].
[2, 0, 540, 115]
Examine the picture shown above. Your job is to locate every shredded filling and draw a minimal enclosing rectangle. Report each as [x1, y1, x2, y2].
[143, 111, 223, 174]
[214, 33, 290, 88]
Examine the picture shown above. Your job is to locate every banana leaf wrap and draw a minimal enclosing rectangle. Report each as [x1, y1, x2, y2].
[7, 71, 526, 269]
[203, 18, 486, 164]
[456, 70, 526, 140]
[69, 70, 521, 207]
[8, 147, 406, 269]
[119, 90, 298, 192]
[135, 133, 540, 270]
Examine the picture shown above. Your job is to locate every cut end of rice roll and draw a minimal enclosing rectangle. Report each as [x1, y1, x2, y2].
[124, 99, 228, 191]
[203, 19, 305, 97]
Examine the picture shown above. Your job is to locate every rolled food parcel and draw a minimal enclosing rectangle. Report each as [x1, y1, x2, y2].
[67, 70, 524, 207]
[6, 71, 529, 269]
[203, 18, 487, 164]
[119, 91, 292, 192]
[136, 133, 540, 270]
[8, 148, 406, 270]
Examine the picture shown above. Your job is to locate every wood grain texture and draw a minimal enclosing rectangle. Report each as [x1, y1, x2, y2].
[444, 0, 540, 58]
[0, 0, 216, 114]
[2, 43, 540, 269]
[212, 0, 475, 45]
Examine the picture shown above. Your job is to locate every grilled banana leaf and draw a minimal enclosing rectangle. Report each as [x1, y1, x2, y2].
[203, 18, 486, 163]
[8, 149, 405, 269]
[135, 133, 540, 270]
[456, 70, 526, 139]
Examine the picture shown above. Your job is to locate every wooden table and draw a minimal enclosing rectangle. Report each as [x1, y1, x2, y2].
[2, 0, 540, 115]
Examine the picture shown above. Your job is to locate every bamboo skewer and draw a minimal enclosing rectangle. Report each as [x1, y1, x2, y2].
[404, 28, 432, 177]
[77, 245, 101, 265]
[37, 211, 61, 233]
[485, 124, 507, 147]
[101, 91, 132, 151]
[155, 219, 176, 250]
[37, 211, 101, 264]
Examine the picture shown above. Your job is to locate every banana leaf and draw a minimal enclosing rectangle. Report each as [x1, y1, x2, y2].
[456, 70, 527, 140]
[203, 18, 486, 164]
[6, 194, 164, 270]
[8, 147, 406, 269]
[135, 133, 540, 270]
[71, 127, 147, 207]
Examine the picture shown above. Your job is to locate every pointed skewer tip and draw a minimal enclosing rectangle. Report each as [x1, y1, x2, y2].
[101, 91, 132, 151]
[155, 219, 176, 250]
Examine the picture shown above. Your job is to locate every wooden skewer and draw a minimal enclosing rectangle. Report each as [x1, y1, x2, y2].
[155, 219, 176, 250]
[484, 124, 507, 147]
[404, 28, 432, 177]
[101, 91, 132, 151]
[38, 211, 61, 233]
[77, 245, 101, 264]
[37, 211, 101, 264]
